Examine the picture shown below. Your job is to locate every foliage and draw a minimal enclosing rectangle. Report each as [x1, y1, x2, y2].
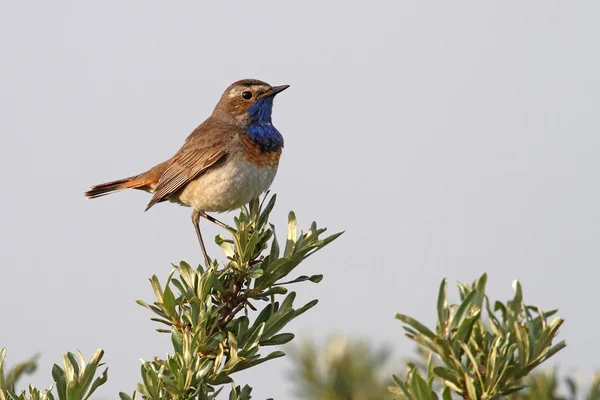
[7, 194, 598, 399]
[392, 273, 566, 399]
[287, 338, 600, 400]
[2, 194, 341, 399]
[0, 348, 107, 400]
[509, 368, 600, 400]
[287, 274, 598, 399]
[289, 336, 394, 400]
[122, 194, 342, 399]
[0, 352, 38, 393]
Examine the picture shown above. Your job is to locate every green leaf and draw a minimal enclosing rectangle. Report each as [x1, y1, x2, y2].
[263, 311, 295, 339]
[258, 194, 277, 229]
[79, 349, 103, 394]
[284, 211, 297, 257]
[452, 312, 480, 356]
[150, 275, 163, 303]
[395, 314, 436, 340]
[65, 353, 80, 380]
[464, 375, 477, 400]
[161, 284, 177, 318]
[250, 304, 273, 331]
[260, 333, 294, 346]
[135, 300, 165, 317]
[274, 273, 324, 286]
[210, 372, 233, 385]
[216, 235, 235, 258]
[171, 329, 183, 354]
[485, 338, 501, 388]
[61, 354, 76, 383]
[473, 273, 487, 308]
[544, 340, 567, 361]
[242, 230, 261, 261]
[200, 270, 216, 301]
[52, 364, 66, 400]
[437, 279, 448, 336]
[196, 358, 214, 380]
[279, 292, 296, 313]
[449, 289, 477, 332]
[499, 385, 525, 396]
[513, 323, 530, 369]
[259, 286, 288, 297]
[83, 368, 107, 400]
[320, 231, 344, 247]
[247, 269, 263, 279]
[433, 367, 462, 389]
[391, 374, 411, 398]
[65, 381, 82, 400]
[410, 369, 431, 400]
[229, 351, 285, 373]
[243, 322, 265, 351]
[0, 348, 5, 390]
[269, 225, 280, 260]
[294, 299, 319, 318]
[206, 332, 227, 352]
[442, 386, 452, 400]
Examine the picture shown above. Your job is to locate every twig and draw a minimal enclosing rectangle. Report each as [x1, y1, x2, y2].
[219, 277, 247, 329]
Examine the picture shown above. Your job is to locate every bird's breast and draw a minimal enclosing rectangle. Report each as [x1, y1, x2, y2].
[242, 136, 282, 167]
[175, 150, 279, 212]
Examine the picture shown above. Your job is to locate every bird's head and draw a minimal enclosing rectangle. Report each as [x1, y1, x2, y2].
[212, 79, 289, 126]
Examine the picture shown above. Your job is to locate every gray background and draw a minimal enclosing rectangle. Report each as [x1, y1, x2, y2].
[1, 1, 599, 398]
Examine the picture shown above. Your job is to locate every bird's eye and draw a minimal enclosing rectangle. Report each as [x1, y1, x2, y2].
[241, 91, 253, 100]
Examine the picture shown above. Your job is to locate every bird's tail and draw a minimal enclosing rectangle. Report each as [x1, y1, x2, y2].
[85, 176, 148, 199]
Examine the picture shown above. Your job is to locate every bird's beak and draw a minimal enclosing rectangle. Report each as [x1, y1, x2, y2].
[263, 85, 290, 98]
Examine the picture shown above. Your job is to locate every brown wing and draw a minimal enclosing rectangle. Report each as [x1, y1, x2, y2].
[145, 120, 233, 211]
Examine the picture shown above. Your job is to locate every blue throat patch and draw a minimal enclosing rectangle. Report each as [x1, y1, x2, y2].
[246, 97, 284, 153]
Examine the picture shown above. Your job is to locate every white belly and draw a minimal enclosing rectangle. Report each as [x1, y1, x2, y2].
[176, 157, 278, 212]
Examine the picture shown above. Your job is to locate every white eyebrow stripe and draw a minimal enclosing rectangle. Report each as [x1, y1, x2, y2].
[227, 85, 269, 98]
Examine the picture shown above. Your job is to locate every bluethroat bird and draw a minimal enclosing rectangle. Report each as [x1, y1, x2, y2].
[85, 79, 289, 266]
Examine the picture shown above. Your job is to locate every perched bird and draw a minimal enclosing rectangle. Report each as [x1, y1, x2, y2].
[85, 79, 289, 266]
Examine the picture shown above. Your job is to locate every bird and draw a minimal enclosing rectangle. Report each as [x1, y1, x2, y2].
[85, 79, 289, 267]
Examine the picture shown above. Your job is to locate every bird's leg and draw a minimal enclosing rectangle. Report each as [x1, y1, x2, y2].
[200, 212, 237, 234]
[192, 210, 211, 267]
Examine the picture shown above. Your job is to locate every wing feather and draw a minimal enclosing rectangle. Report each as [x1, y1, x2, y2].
[145, 120, 233, 210]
